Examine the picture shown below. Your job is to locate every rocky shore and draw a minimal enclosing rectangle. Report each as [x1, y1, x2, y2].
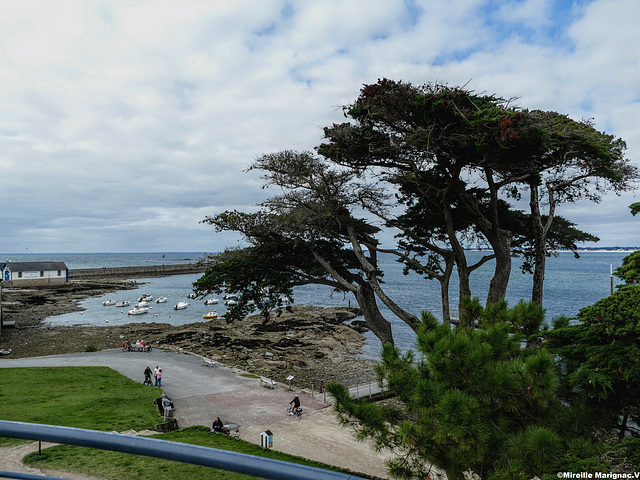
[0, 279, 378, 390]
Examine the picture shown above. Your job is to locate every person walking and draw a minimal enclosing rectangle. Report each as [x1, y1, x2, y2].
[156, 368, 163, 387]
[143, 366, 152, 386]
[153, 365, 159, 386]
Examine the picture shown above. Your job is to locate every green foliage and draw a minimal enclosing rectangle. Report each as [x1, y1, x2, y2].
[630, 202, 640, 216]
[460, 297, 546, 345]
[329, 308, 578, 480]
[547, 285, 640, 437]
[622, 438, 640, 469]
[84, 345, 99, 352]
[194, 245, 295, 323]
[614, 249, 640, 285]
[540, 438, 611, 479]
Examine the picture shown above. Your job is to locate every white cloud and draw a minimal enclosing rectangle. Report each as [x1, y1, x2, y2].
[0, 0, 637, 253]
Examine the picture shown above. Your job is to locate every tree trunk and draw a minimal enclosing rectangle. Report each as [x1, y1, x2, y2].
[440, 256, 455, 325]
[531, 241, 547, 306]
[354, 282, 394, 345]
[311, 249, 394, 345]
[348, 225, 420, 332]
[441, 182, 472, 322]
[529, 181, 551, 306]
[486, 231, 512, 305]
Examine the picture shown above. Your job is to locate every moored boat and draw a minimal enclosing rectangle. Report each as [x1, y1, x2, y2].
[204, 298, 219, 305]
[128, 306, 149, 315]
[155, 297, 168, 303]
[203, 311, 218, 319]
[115, 301, 130, 307]
[102, 300, 116, 306]
[173, 301, 189, 310]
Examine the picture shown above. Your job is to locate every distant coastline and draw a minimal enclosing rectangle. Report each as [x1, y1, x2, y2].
[466, 247, 639, 253]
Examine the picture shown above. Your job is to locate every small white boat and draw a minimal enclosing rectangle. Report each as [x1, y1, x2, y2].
[224, 299, 237, 306]
[115, 301, 130, 307]
[138, 294, 153, 302]
[135, 301, 150, 308]
[203, 311, 218, 319]
[155, 297, 168, 303]
[128, 306, 149, 315]
[280, 297, 292, 304]
[188, 293, 197, 299]
[173, 301, 189, 310]
[204, 298, 219, 305]
[223, 294, 237, 300]
[102, 300, 116, 306]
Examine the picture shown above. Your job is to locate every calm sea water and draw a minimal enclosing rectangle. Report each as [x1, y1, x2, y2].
[2, 250, 634, 358]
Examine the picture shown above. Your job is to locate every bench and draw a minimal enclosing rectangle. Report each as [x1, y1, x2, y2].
[260, 377, 278, 389]
[201, 357, 217, 368]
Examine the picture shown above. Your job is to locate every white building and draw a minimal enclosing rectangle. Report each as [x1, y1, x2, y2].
[1, 261, 68, 286]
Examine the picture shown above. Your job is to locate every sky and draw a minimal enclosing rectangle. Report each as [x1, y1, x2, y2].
[0, 0, 639, 254]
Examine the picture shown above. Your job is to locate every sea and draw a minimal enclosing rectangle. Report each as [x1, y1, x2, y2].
[2, 250, 635, 359]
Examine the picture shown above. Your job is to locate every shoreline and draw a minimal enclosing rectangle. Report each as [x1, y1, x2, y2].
[0, 278, 378, 390]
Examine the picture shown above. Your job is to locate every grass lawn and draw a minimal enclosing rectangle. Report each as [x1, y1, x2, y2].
[0, 366, 161, 431]
[0, 367, 363, 480]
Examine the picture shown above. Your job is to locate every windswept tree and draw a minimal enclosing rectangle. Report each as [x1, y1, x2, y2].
[196, 157, 401, 344]
[490, 110, 637, 304]
[319, 81, 523, 308]
[319, 79, 636, 309]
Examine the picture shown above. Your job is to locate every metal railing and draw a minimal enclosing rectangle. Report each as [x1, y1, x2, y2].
[0, 420, 365, 480]
[310, 369, 383, 403]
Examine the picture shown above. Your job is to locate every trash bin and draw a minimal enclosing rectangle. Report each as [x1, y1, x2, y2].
[260, 430, 273, 449]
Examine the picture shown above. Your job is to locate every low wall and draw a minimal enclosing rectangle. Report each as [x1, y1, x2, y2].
[69, 263, 208, 279]
[1, 277, 69, 288]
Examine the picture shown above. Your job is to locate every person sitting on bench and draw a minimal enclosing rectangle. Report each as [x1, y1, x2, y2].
[161, 393, 173, 409]
[211, 416, 224, 433]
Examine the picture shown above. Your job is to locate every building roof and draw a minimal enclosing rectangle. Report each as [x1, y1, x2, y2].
[2, 261, 68, 272]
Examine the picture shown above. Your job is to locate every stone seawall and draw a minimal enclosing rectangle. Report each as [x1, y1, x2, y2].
[70, 263, 208, 279]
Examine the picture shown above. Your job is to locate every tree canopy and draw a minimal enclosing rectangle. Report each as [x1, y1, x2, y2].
[319, 79, 636, 309]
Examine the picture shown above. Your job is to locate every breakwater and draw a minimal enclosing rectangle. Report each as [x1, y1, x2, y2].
[69, 263, 208, 279]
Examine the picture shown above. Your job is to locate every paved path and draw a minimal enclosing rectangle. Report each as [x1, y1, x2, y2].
[0, 349, 391, 479]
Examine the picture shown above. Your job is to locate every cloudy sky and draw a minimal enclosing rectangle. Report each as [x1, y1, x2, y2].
[1, 0, 638, 253]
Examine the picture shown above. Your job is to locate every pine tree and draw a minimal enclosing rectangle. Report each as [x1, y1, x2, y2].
[329, 308, 575, 480]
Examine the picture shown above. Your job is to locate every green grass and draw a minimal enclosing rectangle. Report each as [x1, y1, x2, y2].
[1, 367, 363, 480]
[24, 425, 350, 480]
[0, 367, 161, 431]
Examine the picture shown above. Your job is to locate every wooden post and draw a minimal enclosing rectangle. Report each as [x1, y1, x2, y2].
[610, 264, 614, 296]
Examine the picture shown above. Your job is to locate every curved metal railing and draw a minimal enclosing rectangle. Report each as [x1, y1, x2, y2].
[0, 420, 365, 480]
